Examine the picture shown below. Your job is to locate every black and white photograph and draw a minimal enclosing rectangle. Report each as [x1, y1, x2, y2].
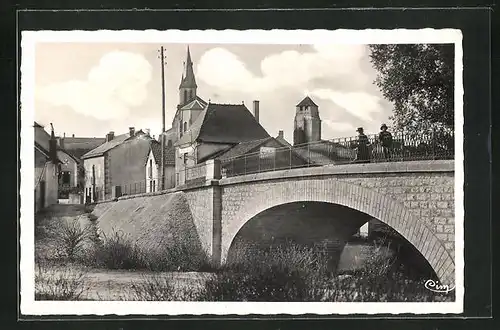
[20, 29, 464, 315]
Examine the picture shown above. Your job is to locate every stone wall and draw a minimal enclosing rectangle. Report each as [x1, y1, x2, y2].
[217, 160, 455, 283]
[183, 186, 217, 259]
[341, 171, 455, 255]
[95, 191, 206, 261]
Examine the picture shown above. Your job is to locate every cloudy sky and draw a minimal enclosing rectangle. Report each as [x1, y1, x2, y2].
[34, 42, 394, 142]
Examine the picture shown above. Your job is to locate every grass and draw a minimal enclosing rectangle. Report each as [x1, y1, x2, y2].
[35, 262, 91, 300]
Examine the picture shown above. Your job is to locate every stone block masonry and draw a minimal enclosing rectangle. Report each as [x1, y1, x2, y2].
[216, 160, 455, 284]
[93, 160, 456, 284]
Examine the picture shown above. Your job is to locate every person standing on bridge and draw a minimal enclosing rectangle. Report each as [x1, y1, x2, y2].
[354, 127, 371, 164]
[378, 124, 393, 160]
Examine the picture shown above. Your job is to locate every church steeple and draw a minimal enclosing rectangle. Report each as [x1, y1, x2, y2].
[179, 46, 197, 107]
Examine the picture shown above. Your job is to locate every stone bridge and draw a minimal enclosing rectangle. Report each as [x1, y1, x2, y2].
[180, 159, 455, 284]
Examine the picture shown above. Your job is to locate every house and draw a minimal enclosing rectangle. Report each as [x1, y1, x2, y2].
[174, 101, 270, 185]
[57, 134, 106, 159]
[275, 130, 291, 147]
[144, 140, 176, 192]
[56, 148, 80, 200]
[216, 136, 308, 177]
[34, 122, 61, 213]
[81, 127, 153, 202]
[56, 134, 105, 189]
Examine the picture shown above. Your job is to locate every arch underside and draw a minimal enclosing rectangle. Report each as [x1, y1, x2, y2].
[222, 178, 455, 284]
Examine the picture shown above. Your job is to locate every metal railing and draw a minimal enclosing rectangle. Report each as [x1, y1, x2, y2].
[220, 131, 454, 178]
[115, 174, 176, 197]
[176, 162, 208, 186]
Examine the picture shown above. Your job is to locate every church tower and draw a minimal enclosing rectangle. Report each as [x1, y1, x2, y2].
[293, 96, 321, 145]
[179, 46, 197, 106]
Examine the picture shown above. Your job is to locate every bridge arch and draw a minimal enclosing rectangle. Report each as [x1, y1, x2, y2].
[221, 178, 454, 284]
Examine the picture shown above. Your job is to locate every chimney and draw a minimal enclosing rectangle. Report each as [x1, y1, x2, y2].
[58, 136, 65, 149]
[72, 134, 75, 138]
[145, 128, 151, 136]
[106, 131, 115, 142]
[278, 130, 284, 139]
[49, 123, 57, 164]
[129, 127, 135, 137]
[253, 100, 260, 123]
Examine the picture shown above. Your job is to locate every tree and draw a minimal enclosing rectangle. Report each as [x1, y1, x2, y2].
[369, 44, 454, 135]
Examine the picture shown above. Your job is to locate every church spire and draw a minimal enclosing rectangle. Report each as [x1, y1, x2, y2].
[179, 46, 197, 88]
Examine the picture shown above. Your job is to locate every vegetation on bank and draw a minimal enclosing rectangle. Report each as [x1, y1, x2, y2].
[35, 213, 454, 302]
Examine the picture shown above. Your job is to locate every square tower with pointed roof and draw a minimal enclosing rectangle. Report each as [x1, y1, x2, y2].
[293, 96, 322, 145]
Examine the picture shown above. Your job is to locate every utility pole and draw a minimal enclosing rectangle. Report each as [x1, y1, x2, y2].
[158, 46, 167, 190]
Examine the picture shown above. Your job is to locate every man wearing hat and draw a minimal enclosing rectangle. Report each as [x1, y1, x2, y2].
[378, 124, 393, 160]
[354, 127, 371, 163]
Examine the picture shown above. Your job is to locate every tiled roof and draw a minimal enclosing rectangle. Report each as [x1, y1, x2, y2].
[275, 135, 292, 147]
[175, 103, 270, 146]
[149, 140, 176, 166]
[81, 133, 131, 159]
[57, 147, 80, 163]
[296, 96, 318, 107]
[34, 142, 50, 158]
[180, 96, 207, 111]
[34, 142, 63, 164]
[58, 137, 106, 159]
[215, 137, 274, 162]
[293, 140, 355, 164]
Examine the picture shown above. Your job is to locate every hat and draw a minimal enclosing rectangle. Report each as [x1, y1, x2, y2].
[380, 123, 388, 130]
[356, 127, 364, 133]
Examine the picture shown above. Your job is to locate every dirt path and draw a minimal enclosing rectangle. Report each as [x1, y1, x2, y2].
[42, 267, 213, 301]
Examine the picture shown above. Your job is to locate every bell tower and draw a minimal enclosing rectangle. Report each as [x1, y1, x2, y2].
[179, 46, 197, 106]
[293, 96, 321, 145]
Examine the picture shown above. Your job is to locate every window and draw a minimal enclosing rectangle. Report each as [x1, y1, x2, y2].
[260, 146, 276, 159]
[183, 122, 187, 132]
[62, 171, 70, 184]
[184, 90, 188, 102]
[183, 153, 188, 165]
[167, 140, 172, 147]
[152, 180, 156, 192]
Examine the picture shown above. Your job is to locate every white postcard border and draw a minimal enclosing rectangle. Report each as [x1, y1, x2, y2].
[20, 28, 464, 316]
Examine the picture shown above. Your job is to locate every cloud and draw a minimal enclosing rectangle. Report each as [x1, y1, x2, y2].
[322, 119, 356, 133]
[310, 89, 384, 121]
[197, 44, 369, 94]
[196, 44, 389, 139]
[36, 51, 152, 120]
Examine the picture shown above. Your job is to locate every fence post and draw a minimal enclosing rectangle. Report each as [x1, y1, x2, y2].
[432, 129, 436, 160]
[258, 152, 261, 173]
[307, 143, 310, 167]
[273, 150, 276, 171]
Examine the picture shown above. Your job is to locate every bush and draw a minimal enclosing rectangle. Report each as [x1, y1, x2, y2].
[93, 230, 212, 272]
[94, 230, 146, 270]
[35, 263, 90, 300]
[196, 240, 453, 302]
[143, 238, 213, 272]
[197, 243, 333, 301]
[46, 217, 94, 262]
